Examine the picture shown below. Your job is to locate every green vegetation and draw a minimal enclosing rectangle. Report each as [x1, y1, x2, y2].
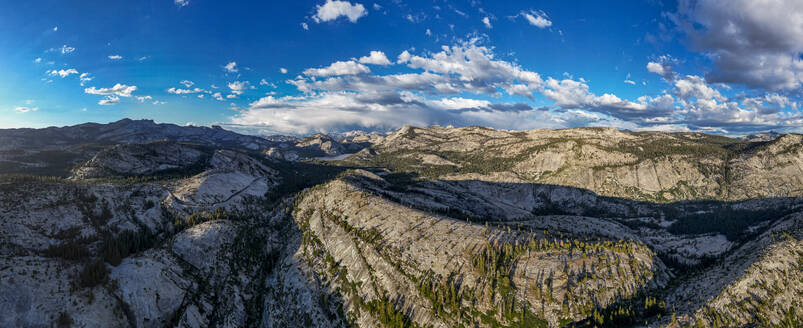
[666, 203, 796, 241]
[570, 295, 666, 327]
[79, 259, 108, 287]
[363, 296, 419, 328]
[100, 228, 157, 266]
[172, 207, 233, 232]
[43, 239, 91, 261]
[260, 160, 347, 206]
[56, 312, 73, 328]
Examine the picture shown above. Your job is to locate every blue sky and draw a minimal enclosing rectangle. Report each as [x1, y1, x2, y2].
[2, 0, 802, 135]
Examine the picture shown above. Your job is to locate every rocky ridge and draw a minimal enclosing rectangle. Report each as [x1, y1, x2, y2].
[0, 122, 800, 327]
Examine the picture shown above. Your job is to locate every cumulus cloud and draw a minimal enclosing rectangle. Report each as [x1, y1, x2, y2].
[135, 96, 153, 102]
[167, 87, 204, 94]
[228, 81, 249, 95]
[98, 96, 120, 105]
[482, 17, 492, 29]
[313, 0, 367, 23]
[180, 80, 194, 87]
[174, 0, 189, 7]
[108, 55, 122, 60]
[231, 38, 802, 134]
[673, 0, 803, 91]
[521, 10, 552, 28]
[358, 51, 391, 65]
[223, 61, 238, 73]
[48, 68, 78, 78]
[85, 84, 137, 97]
[232, 91, 547, 135]
[280, 67, 288, 74]
[304, 60, 370, 77]
[14, 106, 38, 113]
[646, 55, 678, 82]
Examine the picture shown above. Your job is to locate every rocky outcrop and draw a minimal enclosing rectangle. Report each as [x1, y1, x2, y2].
[662, 213, 803, 327]
[167, 150, 279, 211]
[350, 125, 803, 202]
[71, 141, 208, 179]
[288, 170, 669, 327]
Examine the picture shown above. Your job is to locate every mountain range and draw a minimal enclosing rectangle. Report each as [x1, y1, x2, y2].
[0, 119, 800, 328]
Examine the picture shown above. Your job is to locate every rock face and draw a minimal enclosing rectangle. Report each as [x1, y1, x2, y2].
[264, 133, 365, 161]
[288, 171, 668, 327]
[71, 141, 208, 179]
[0, 122, 801, 328]
[347, 125, 803, 202]
[662, 214, 803, 327]
[168, 149, 280, 210]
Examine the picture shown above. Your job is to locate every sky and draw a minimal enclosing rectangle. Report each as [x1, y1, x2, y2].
[2, 0, 803, 136]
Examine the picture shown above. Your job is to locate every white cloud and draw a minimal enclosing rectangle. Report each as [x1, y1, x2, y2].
[226, 94, 238, 99]
[60, 45, 75, 54]
[180, 80, 194, 87]
[624, 73, 636, 85]
[108, 55, 122, 60]
[224, 61, 238, 73]
[233, 39, 802, 134]
[482, 17, 492, 29]
[212, 92, 224, 101]
[167, 87, 204, 94]
[79, 72, 93, 86]
[85, 84, 137, 97]
[260, 79, 277, 88]
[137, 56, 149, 61]
[397, 50, 412, 64]
[34, 57, 42, 63]
[303, 60, 370, 77]
[48, 68, 78, 78]
[52, 26, 58, 32]
[135, 96, 152, 102]
[358, 51, 391, 65]
[647, 62, 665, 75]
[228, 81, 249, 95]
[233, 91, 558, 135]
[426, 28, 432, 36]
[98, 96, 120, 105]
[313, 0, 367, 23]
[174, 0, 189, 7]
[521, 10, 552, 28]
[674, 75, 725, 101]
[280, 67, 288, 74]
[301, 22, 309, 30]
[14, 106, 38, 113]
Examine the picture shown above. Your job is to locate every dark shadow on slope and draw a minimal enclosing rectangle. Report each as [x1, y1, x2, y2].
[342, 169, 803, 244]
